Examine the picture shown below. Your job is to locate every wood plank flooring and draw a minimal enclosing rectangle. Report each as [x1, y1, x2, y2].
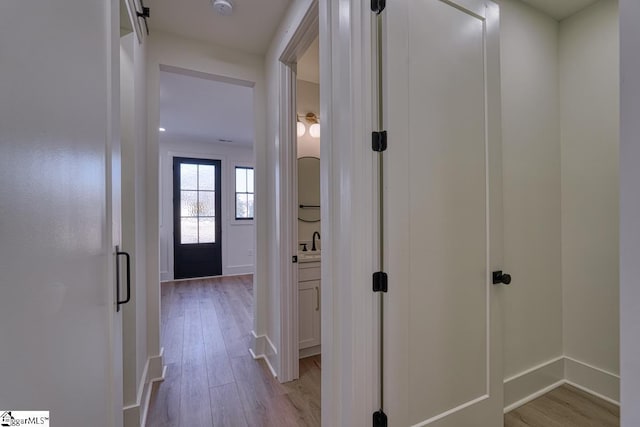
[505, 384, 619, 427]
[146, 275, 321, 427]
[147, 275, 616, 426]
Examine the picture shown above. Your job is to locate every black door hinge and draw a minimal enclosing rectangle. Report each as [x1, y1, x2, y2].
[372, 131, 387, 152]
[292, 255, 298, 263]
[371, 0, 386, 14]
[373, 410, 388, 427]
[373, 271, 388, 293]
[136, 6, 150, 18]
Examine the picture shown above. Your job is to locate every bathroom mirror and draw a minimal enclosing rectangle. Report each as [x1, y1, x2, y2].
[298, 156, 320, 222]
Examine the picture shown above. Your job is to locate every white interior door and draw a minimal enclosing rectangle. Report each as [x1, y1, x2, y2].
[384, 0, 504, 426]
[0, 1, 123, 426]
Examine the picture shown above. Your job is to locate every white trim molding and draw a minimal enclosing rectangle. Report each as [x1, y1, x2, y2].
[123, 350, 166, 427]
[504, 356, 620, 414]
[564, 356, 620, 405]
[277, 0, 319, 385]
[250, 331, 278, 378]
[503, 356, 565, 413]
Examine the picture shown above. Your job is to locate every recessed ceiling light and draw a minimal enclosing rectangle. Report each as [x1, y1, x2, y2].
[159, 127, 166, 132]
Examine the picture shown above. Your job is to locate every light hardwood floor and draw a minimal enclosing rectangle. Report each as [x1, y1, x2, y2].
[504, 384, 619, 427]
[146, 275, 321, 427]
[147, 276, 617, 427]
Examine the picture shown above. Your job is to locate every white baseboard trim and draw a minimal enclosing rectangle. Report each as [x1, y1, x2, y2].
[504, 356, 620, 414]
[504, 356, 565, 413]
[564, 356, 620, 405]
[299, 345, 321, 359]
[160, 272, 254, 283]
[147, 348, 165, 381]
[224, 265, 254, 276]
[250, 331, 278, 378]
[123, 349, 166, 427]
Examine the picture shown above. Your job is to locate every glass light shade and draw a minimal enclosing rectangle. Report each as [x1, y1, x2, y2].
[297, 121, 306, 137]
[309, 123, 320, 138]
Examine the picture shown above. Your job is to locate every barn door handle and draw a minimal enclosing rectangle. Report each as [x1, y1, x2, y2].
[492, 271, 512, 285]
[116, 246, 131, 312]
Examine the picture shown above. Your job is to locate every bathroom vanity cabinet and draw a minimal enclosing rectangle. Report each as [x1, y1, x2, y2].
[299, 260, 321, 357]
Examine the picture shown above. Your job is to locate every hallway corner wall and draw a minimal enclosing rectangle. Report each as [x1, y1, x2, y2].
[498, 0, 564, 408]
[559, 0, 620, 402]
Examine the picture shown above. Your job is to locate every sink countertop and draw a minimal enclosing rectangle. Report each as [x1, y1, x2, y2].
[298, 251, 321, 263]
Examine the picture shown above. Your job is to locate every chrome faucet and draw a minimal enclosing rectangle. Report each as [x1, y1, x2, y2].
[312, 231, 321, 251]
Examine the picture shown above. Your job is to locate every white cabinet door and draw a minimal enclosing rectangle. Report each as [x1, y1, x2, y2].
[384, 0, 504, 426]
[299, 279, 321, 349]
[0, 1, 123, 425]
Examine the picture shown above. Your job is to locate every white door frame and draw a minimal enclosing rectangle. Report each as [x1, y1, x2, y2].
[276, 6, 380, 426]
[319, 0, 378, 425]
[277, 0, 319, 383]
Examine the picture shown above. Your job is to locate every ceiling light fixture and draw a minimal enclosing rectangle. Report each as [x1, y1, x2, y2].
[212, 0, 233, 16]
[159, 127, 166, 132]
[297, 115, 306, 137]
[305, 112, 320, 139]
[309, 123, 320, 138]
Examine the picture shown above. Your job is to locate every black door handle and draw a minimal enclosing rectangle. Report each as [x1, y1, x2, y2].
[492, 271, 512, 285]
[116, 246, 131, 312]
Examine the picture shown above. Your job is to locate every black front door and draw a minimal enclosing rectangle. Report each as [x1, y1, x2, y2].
[173, 157, 222, 279]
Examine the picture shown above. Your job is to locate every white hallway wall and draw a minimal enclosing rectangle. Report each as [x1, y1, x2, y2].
[159, 138, 255, 280]
[499, 0, 563, 398]
[500, 0, 620, 409]
[560, 0, 620, 400]
[121, 30, 159, 427]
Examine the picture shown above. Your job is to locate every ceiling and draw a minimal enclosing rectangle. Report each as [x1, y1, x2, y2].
[159, 70, 254, 147]
[297, 37, 319, 84]
[146, 0, 291, 54]
[520, 0, 599, 20]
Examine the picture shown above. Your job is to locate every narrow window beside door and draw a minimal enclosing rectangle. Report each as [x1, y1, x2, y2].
[235, 166, 254, 220]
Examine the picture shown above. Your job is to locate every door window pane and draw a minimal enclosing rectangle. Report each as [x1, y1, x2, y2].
[180, 164, 198, 190]
[178, 160, 220, 244]
[180, 191, 198, 216]
[199, 218, 215, 243]
[199, 165, 215, 191]
[199, 191, 215, 217]
[181, 218, 198, 244]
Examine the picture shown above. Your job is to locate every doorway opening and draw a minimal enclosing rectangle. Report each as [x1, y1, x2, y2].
[295, 40, 322, 365]
[158, 68, 255, 282]
[275, 0, 320, 388]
